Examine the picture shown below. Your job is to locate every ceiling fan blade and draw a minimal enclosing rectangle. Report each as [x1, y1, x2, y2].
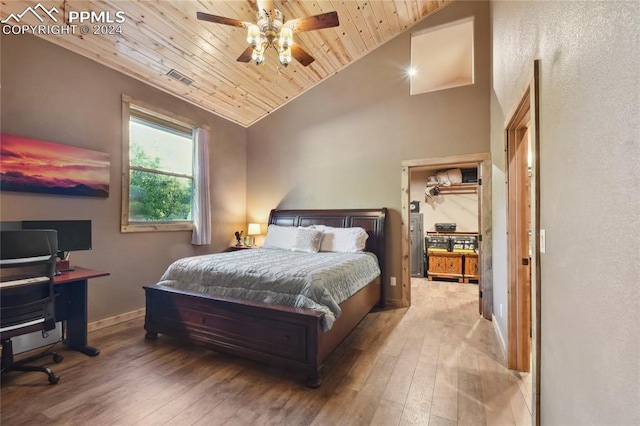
[287, 11, 339, 33]
[237, 45, 254, 63]
[291, 44, 315, 66]
[196, 12, 247, 28]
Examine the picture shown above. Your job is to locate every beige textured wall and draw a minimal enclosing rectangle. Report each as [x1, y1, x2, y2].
[491, 1, 640, 423]
[0, 34, 248, 322]
[247, 1, 491, 301]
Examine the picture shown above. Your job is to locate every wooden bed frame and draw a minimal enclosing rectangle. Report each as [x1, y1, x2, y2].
[143, 208, 387, 387]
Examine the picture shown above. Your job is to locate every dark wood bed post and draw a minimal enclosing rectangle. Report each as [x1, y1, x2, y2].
[144, 208, 387, 388]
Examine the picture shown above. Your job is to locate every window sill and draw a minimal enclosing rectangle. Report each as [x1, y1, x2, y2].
[120, 222, 194, 233]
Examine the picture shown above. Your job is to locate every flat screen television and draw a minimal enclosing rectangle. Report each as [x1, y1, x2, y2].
[22, 220, 92, 259]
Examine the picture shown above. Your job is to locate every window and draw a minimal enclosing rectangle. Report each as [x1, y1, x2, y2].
[122, 97, 198, 233]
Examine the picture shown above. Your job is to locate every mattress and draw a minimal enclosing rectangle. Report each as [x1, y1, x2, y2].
[156, 248, 381, 331]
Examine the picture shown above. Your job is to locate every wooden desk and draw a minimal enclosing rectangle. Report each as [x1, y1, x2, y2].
[54, 267, 109, 357]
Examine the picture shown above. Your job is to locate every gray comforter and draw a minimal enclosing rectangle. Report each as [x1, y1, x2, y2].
[156, 248, 380, 331]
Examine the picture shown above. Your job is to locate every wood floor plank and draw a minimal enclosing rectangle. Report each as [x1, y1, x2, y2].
[189, 369, 270, 425]
[340, 353, 398, 426]
[399, 360, 437, 425]
[133, 356, 242, 425]
[430, 413, 458, 426]
[308, 387, 358, 426]
[381, 335, 423, 405]
[42, 363, 155, 419]
[458, 367, 486, 425]
[272, 347, 361, 425]
[165, 363, 247, 425]
[478, 355, 517, 425]
[430, 341, 459, 422]
[341, 345, 381, 392]
[370, 397, 404, 426]
[1, 280, 532, 426]
[51, 371, 165, 425]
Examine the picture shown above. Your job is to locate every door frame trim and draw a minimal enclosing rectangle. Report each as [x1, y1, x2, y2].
[504, 59, 541, 425]
[400, 152, 492, 319]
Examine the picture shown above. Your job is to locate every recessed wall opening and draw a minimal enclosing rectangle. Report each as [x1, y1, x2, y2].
[410, 17, 474, 94]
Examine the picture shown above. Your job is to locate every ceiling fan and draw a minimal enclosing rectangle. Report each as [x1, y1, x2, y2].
[196, 0, 339, 67]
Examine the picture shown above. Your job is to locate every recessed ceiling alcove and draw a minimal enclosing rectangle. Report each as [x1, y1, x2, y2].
[410, 17, 474, 95]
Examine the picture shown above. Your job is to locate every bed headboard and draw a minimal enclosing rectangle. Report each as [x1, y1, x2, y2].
[268, 208, 387, 300]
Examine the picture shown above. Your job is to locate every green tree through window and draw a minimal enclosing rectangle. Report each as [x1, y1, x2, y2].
[129, 145, 192, 221]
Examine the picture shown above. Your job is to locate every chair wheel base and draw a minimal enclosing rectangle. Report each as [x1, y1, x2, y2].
[48, 372, 60, 384]
[1, 339, 62, 385]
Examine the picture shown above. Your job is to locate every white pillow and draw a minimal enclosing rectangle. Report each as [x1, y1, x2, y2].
[312, 225, 369, 252]
[292, 228, 324, 253]
[262, 224, 297, 250]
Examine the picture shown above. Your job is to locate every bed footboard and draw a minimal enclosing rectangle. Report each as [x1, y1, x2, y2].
[144, 284, 325, 386]
[144, 276, 380, 387]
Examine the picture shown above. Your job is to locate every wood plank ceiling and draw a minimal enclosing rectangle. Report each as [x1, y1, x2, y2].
[1, 0, 451, 127]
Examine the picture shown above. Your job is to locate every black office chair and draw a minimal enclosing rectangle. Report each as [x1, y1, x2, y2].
[1, 230, 63, 385]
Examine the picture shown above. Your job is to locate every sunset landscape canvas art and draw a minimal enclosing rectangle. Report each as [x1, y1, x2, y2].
[0, 134, 110, 197]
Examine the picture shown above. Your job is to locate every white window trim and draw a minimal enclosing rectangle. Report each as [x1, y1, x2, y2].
[121, 95, 207, 233]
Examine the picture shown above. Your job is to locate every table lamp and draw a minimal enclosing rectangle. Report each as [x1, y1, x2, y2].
[247, 223, 261, 246]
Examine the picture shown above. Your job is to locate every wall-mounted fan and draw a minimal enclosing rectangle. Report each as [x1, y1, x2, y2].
[197, 0, 339, 67]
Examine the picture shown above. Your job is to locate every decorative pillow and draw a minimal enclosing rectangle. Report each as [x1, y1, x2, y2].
[262, 224, 297, 250]
[291, 228, 324, 253]
[311, 225, 369, 252]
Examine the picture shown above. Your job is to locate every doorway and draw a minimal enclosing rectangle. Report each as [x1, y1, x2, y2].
[401, 153, 492, 319]
[505, 60, 540, 423]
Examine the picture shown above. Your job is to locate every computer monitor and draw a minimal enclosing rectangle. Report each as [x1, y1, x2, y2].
[22, 220, 92, 259]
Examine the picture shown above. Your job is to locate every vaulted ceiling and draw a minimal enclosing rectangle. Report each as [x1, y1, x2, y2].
[1, 1, 452, 127]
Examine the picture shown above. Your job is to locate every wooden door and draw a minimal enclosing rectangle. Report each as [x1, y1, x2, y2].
[507, 104, 533, 372]
[510, 127, 532, 372]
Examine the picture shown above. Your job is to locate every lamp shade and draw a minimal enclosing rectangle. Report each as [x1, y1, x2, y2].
[247, 223, 261, 236]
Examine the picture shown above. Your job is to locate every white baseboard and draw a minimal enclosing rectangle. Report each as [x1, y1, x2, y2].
[492, 313, 507, 363]
[88, 308, 145, 333]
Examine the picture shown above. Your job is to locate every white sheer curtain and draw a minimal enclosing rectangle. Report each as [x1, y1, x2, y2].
[191, 127, 211, 245]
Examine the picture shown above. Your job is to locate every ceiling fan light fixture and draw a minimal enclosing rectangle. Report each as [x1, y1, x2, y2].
[279, 45, 292, 67]
[279, 26, 293, 49]
[251, 45, 266, 65]
[197, 8, 339, 67]
[247, 24, 261, 47]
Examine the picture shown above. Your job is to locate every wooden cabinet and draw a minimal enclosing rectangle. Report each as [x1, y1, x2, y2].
[426, 231, 479, 284]
[464, 253, 479, 283]
[427, 251, 478, 283]
[427, 252, 464, 282]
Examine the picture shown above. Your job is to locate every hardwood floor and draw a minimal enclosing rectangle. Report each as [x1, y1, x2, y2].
[1, 279, 531, 425]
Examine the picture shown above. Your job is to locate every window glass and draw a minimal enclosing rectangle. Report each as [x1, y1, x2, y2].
[122, 100, 197, 232]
